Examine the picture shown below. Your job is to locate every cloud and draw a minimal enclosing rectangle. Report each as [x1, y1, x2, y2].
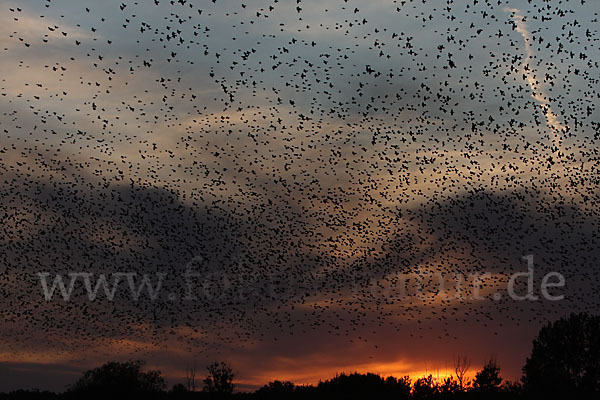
[0, 7, 94, 49]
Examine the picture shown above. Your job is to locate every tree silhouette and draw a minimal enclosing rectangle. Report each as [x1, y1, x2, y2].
[170, 383, 188, 394]
[522, 312, 600, 397]
[316, 372, 411, 400]
[384, 375, 412, 399]
[185, 364, 196, 392]
[255, 380, 295, 399]
[67, 360, 165, 398]
[453, 355, 470, 391]
[502, 381, 524, 399]
[412, 375, 438, 399]
[438, 376, 460, 398]
[473, 358, 502, 393]
[202, 362, 235, 398]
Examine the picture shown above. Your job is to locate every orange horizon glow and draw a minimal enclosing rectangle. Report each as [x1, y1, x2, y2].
[159, 360, 483, 391]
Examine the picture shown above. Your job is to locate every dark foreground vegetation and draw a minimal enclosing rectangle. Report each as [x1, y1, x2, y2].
[1, 313, 598, 400]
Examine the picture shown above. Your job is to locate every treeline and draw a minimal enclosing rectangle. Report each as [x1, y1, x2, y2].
[0, 313, 598, 399]
[0, 361, 524, 400]
[250, 363, 524, 400]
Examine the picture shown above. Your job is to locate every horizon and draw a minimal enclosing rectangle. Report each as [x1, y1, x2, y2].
[0, 356, 528, 393]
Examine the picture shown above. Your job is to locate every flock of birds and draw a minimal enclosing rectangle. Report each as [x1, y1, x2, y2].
[0, 0, 599, 371]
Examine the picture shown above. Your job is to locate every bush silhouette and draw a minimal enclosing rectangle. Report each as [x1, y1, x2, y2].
[522, 312, 600, 398]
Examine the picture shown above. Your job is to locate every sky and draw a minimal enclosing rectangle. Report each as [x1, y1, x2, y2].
[0, 0, 599, 393]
